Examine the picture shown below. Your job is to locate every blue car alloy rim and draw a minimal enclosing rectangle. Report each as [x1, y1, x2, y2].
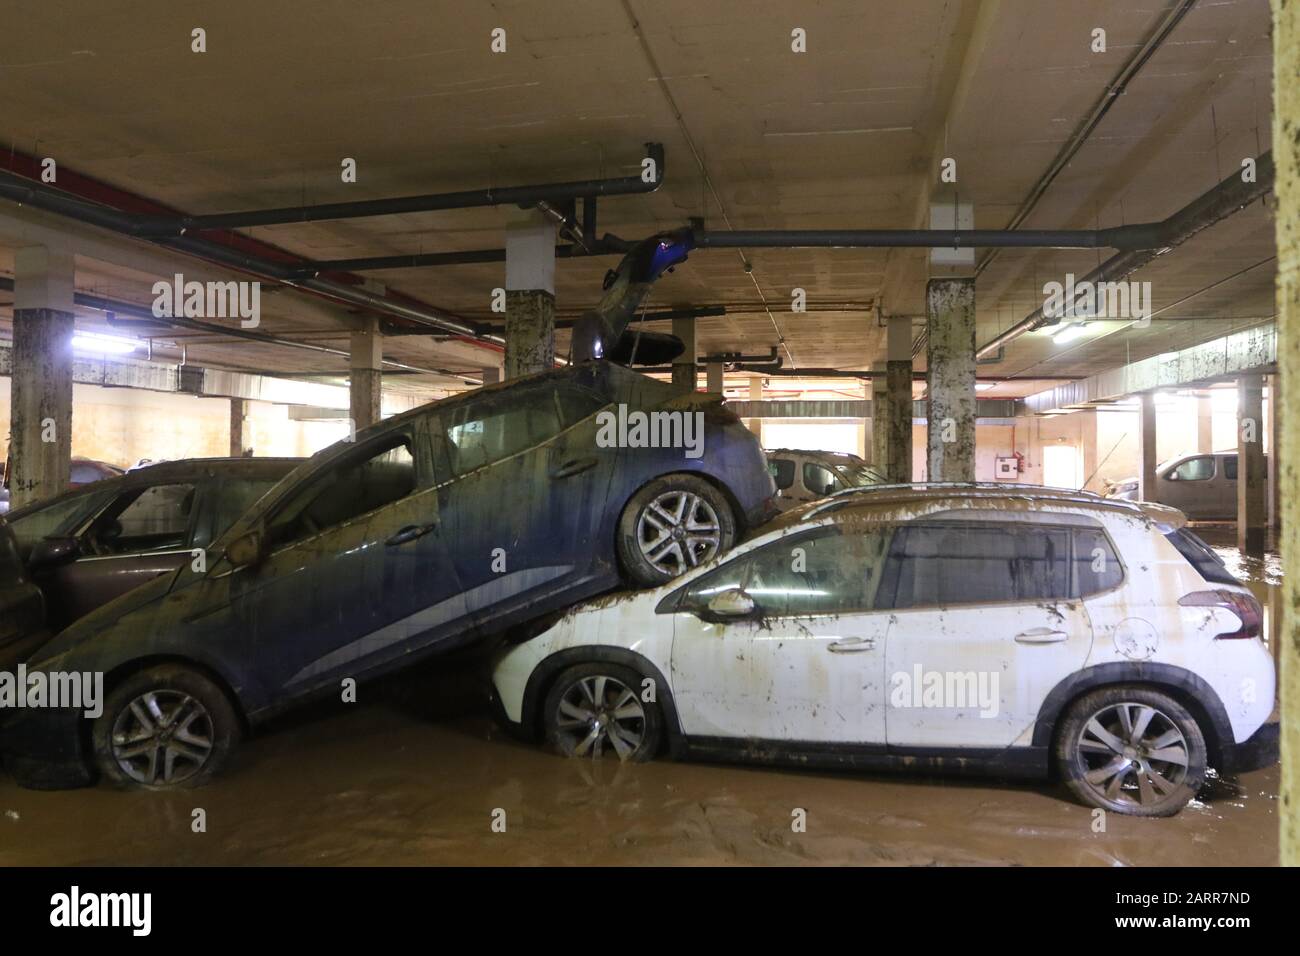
[111, 690, 216, 786]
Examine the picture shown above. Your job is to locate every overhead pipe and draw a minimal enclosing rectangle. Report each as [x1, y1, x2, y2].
[0, 277, 479, 383]
[0, 168, 496, 343]
[130, 144, 665, 234]
[976, 151, 1275, 359]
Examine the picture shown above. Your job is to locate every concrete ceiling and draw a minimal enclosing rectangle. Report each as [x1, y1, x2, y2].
[0, 0, 1278, 399]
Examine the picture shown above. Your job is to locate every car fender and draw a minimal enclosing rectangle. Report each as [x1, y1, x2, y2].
[1031, 661, 1234, 766]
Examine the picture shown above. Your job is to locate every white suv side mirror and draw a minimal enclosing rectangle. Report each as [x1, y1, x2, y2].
[705, 587, 757, 620]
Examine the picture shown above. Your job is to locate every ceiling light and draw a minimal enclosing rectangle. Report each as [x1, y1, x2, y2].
[975, 382, 998, 392]
[72, 331, 139, 355]
[1051, 322, 1088, 345]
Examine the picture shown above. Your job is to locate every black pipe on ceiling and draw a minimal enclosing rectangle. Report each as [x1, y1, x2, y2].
[130, 144, 665, 234]
[976, 151, 1275, 359]
[0, 276, 479, 383]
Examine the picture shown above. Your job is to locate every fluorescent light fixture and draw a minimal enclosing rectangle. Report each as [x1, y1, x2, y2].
[1051, 322, 1089, 345]
[72, 331, 139, 355]
[975, 382, 998, 392]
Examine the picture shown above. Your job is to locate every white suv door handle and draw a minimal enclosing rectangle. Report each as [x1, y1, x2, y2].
[1015, 628, 1069, 644]
[828, 637, 876, 653]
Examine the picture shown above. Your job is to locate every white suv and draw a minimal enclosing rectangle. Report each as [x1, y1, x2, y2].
[491, 484, 1277, 816]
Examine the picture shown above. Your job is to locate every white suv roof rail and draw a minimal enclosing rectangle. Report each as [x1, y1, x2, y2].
[806, 481, 1123, 520]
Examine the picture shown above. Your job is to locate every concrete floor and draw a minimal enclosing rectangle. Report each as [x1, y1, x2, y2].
[0, 535, 1281, 867]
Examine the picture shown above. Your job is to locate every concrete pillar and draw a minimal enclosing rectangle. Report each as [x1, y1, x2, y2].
[672, 316, 697, 393]
[925, 279, 976, 482]
[9, 247, 75, 511]
[504, 211, 557, 379]
[870, 361, 887, 467]
[1080, 408, 1099, 492]
[1272, 0, 1299, 866]
[1138, 392, 1158, 502]
[1270, 375, 1281, 531]
[350, 316, 383, 431]
[884, 315, 913, 483]
[229, 399, 251, 457]
[1197, 393, 1215, 454]
[1237, 374, 1267, 557]
[705, 360, 724, 395]
[481, 366, 502, 387]
[746, 376, 763, 442]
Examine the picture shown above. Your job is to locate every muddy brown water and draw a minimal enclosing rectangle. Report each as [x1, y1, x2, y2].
[0, 531, 1281, 866]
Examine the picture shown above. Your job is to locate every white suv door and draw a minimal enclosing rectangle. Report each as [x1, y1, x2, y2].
[880, 518, 1095, 749]
[668, 525, 892, 744]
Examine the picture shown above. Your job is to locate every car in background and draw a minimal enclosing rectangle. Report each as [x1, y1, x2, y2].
[3, 361, 776, 790]
[491, 483, 1276, 817]
[0, 456, 125, 515]
[0, 457, 301, 669]
[765, 448, 886, 511]
[1105, 451, 1266, 520]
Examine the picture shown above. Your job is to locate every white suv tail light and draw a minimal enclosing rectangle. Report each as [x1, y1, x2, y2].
[1178, 589, 1263, 640]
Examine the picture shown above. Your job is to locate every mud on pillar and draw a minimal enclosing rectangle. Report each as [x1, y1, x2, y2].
[1272, 0, 1300, 867]
[229, 399, 251, 457]
[925, 279, 976, 482]
[672, 315, 697, 393]
[1237, 374, 1267, 557]
[873, 316, 915, 481]
[9, 247, 75, 511]
[504, 211, 557, 380]
[1138, 392, 1158, 502]
[350, 316, 383, 432]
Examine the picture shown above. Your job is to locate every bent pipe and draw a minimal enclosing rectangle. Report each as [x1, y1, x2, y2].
[130, 144, 665, 235]
[975, 151, 1274, 360]
[0, 169, 493, 342]
[696, 152, 1272, 253]
[570, 229, 696, 364]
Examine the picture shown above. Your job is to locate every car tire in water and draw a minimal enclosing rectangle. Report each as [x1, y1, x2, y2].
[616, 473, 737, 587]
[1055, 685, 1207, 817]
[91, 664, 241, 790]
[543, 662, 662, 762]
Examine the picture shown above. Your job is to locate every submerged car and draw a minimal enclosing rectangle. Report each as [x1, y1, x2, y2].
[491, 483, 1276, 816]
[3, 361, 775, 790]
[1106, 450, 1266, 520]
[765, 448, 886, 511]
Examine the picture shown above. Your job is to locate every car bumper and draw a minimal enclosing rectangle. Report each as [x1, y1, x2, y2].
[0, 705, 93, 789]
[1221, 720, 1279, 774]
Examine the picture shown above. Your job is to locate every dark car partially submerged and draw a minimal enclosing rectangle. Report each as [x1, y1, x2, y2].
[3, 361, 775, 790]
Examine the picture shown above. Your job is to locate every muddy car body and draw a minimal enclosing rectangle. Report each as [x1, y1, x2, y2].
[1106, 451, 1266, 520]
[3, 361, 775, 789]
[0, 457, 300, 670]
[765, 448, 886, 511]
[492, 483, 1277, 816]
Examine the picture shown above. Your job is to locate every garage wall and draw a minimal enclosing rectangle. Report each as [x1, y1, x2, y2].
[0, 379, 349, 467]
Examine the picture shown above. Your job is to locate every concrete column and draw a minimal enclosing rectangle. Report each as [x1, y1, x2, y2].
[884, 315, 913, 483]
[746, 376, 763, 442]
[504, 211, 557, 379]
[229, 399, 251, 457]
[671, 316, 697, 393]
[870, 361, 887, 467]
[481, 366, 502, 387]
[1197, 392, 1215, 453]
[1138, 392, 1158, 502]
[350, 316, 383, 431]
[1080, 408, 1099, 492]
[925, 279, 977, 482]
[705, 360, 724, 395]
[1269, 375, 1281, 531]
[1273, 0, 1300, 866]
[1237, 374, 1267, 557]
[9, 247, 75, 510]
